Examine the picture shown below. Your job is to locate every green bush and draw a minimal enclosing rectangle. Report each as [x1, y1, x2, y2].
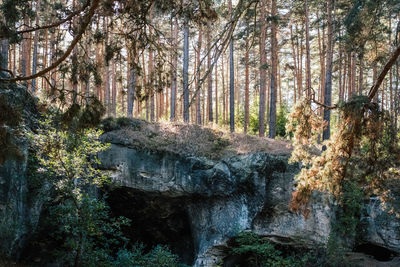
[114, 244, 178, 267]
[227, 232, 317, 267]
[276, 104, 289, 138]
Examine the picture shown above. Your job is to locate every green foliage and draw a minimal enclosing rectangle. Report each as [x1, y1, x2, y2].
[276, 104, 289, 138]
[30, 117, 128, 266]
[114, 244, 178, 267]
[227, 232, 317, 267]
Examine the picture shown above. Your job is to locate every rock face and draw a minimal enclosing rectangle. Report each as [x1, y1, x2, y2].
[357, 197, 400, 254]
[99, 143, 336, 266]
[0, 77, 43, 259]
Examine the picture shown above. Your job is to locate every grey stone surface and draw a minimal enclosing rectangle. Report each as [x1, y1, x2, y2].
[99, 144, 336, 266]
[0, 83, 43, 259]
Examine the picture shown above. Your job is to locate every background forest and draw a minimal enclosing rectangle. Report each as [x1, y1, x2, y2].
[1, 0, 400, 136]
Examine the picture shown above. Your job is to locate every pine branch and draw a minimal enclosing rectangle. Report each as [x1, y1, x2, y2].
[0, 0, 99, 83]
[14, 2, 90, 35]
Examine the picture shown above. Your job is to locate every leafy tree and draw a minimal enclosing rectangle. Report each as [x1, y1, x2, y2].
[31, 117, 129, 266]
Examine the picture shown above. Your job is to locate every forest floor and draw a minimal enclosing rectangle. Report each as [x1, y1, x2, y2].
[100, 117, 292, 159]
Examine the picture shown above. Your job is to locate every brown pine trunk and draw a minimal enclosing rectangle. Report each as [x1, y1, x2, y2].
[215, 59, 218, 124]
[269, 0, 278, 138]
[222, 52, 226, 123]
[259, 0, 267, 136]
[290, 25, 298, 103]
[305, 0, 311, 99]
[207, 25, 213, 123]
[244, 31, 250, 133]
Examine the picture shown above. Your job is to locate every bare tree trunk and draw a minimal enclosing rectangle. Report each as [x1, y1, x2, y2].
[358, 57, 363, 95]
[183, 11, 190, 123]
[31, 0, 41, 93]
[244, 28, 250, 133]
[112, 58, 117, 117]
[215, 58, 218, 124]
[222, 52, 226, 123]
[170, 17, 178, 121]
[229, 0, 235, 132]
[207, 24, 213, 123]
[195, 26, 202, 124]
[322, 0, 334, 141]
[351, 51, 356, 96]
[259, 0, 267, 136]
[305, 0, 311, 99]
[290, 25, 298, 103]
[268, 0, 278, 138]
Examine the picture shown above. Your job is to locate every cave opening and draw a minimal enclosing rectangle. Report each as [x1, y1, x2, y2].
[106, 187, 195, 265]
[354, 243, 397, 261]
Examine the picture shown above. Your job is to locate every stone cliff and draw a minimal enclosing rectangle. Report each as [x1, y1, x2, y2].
[99, 125, 400, 266]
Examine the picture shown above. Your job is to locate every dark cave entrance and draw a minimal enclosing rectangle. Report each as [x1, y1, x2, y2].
[354, 243, 397, 261]
[106, 187, 195, 265]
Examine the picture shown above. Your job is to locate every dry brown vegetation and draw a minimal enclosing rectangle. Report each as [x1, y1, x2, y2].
[100, 117, 292, 159]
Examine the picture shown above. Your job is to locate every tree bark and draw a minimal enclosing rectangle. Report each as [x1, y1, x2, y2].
[229, 0, 235, 132]
[207, 24, 213, 123]
[170, 17, 178, 121]
[268, 0, 278, 138]
[183, 11, 190, 123]
[322, 0, 334, 141]
[196, 26, 202, 124]
[305, 0, 311, 99]
[259, 0, 267, 136]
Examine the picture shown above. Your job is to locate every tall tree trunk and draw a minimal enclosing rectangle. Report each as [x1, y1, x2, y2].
[351, 51, 356, 96]
[268, 0, 278, 138]
[305, 0, 311, 99]
[112, 58, 117, 117]
[31, 1, 41, 93]
[228, 0, 235, 132]
[222, 52, 226, 123]
[170, 17, 178, 121]
[207, 24, 213, 123]
[290, 24, 298, 104]
[215, 58, 219, 124]
[183, 11, 190, 123]
[259, 0, 267, 136]
[358, 56, 363, 95]
[127, 51, 136, 117]
[322, 0, 334, 141]
[196, 26, 202, 124]
[244, 28, 250, 133]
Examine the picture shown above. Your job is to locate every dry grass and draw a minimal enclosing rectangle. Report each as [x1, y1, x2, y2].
[101, 118, 292, 159]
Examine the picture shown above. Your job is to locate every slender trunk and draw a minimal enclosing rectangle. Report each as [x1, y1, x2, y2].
[183, 12, 190, 122]
[323, 0, 334, 141]
[351, 51, 356, 96]
[358, 57, 363, 95]
[127, 52, 134, 117]
[170, 17, 178, 121]
[268, 0, 278, 138]
[215, 58, 218, 124]
[305, 0, 311, 99]
[229, 0, 235, 132]
[85, 39, 90, 102]
[222, 52, 226, 123]
[259, 0, 267, 136]
[290, 25, 298, 103]
[244, 30, 250, 133]
[112, 59, 117, 117]
[207, 25, 213, 122]
[30, 1, 41, 92]
[196, 26, 202, 124]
